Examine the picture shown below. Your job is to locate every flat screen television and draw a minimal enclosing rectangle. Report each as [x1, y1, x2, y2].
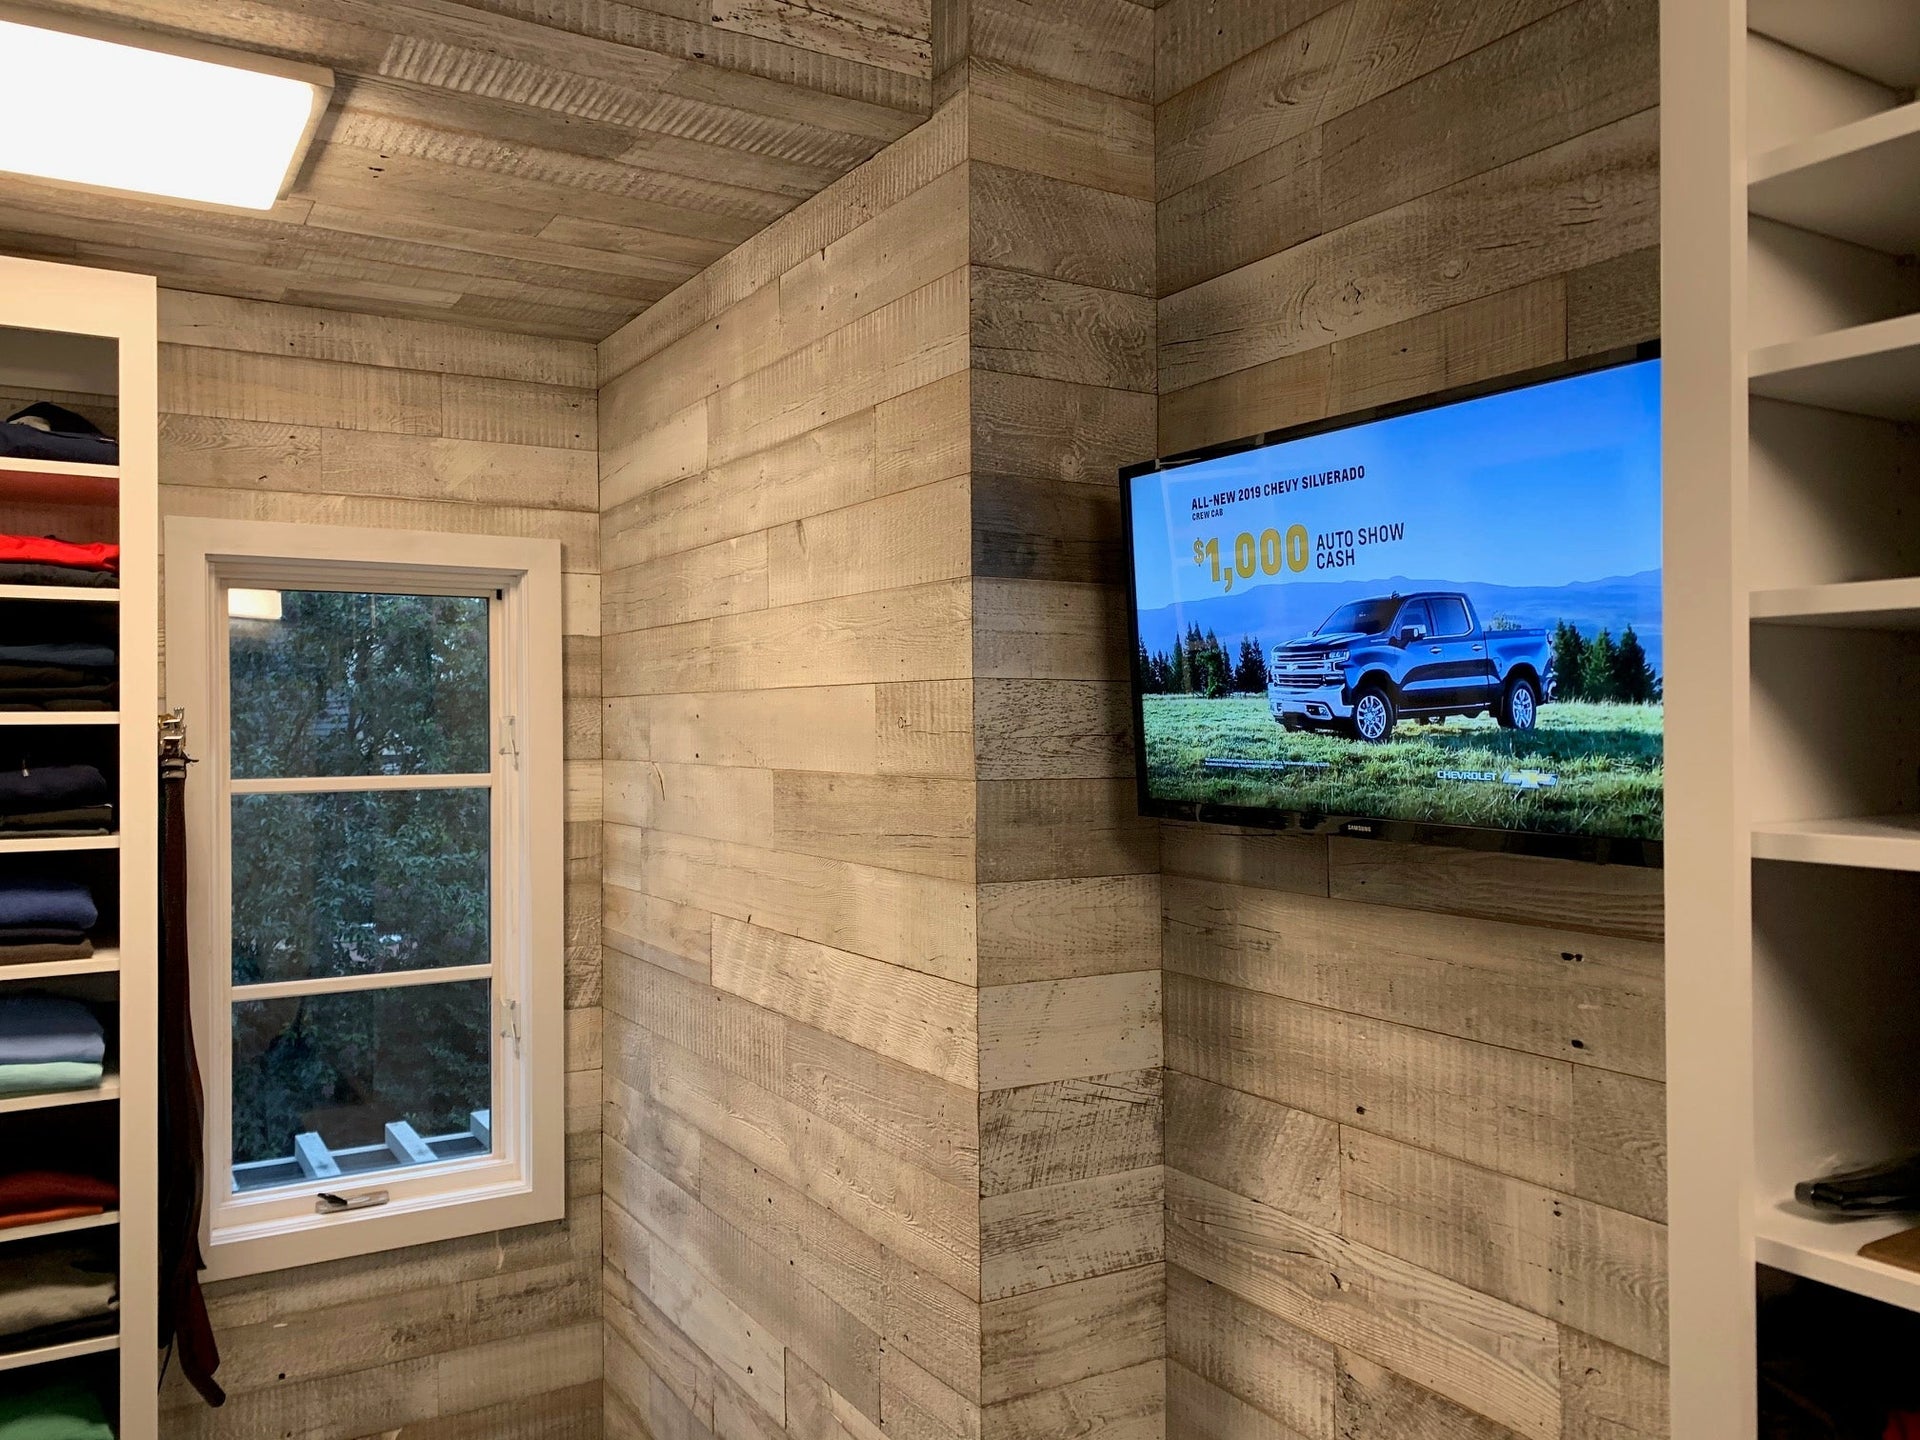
[1121, 345, 1662, 865]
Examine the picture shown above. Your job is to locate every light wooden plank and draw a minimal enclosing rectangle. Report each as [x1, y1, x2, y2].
[161, 344, 441, 435]
[1165, 1072, 1342, 1230]
[711, 916, 978, 1087]
[979, 1068, 1163, 1197]
[955, 0, 1153, 99]
[980, 1165, 1164, 1298]
[1163, 875, 1666, 1080]
[1334, 1351, 1529, 1440]
[971, 266, 1156, 391]
[601, 531, 769, 631]
[980, 1263, 1165, 1405]
[1159, 822, 1328, 895]
[1153, 0, 1343, 102]
[1167, 1171, 1561, 1440]
[766, 474, 972, 606]
[984, 1358, 1165, 1440]
[1559, 1330, 1668, 1440]
[1157, 131, 1322, 297]
[1168, 1361, 1315, 1440]
[976, 776, 1160, 882]
[1168, 1262, 1337, 1439]
[978, 971, 1161, 1090]
[976, 873, 1161, 984]
[1339, 1129, 1669, 1362]
[968, 59, 1155, 201]
[971, 164, 1156, 294]
[971, 368, 1155, 483]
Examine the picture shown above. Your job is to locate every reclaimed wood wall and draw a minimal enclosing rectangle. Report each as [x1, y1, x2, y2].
[153, 290, 605, 1439]
[596, 99, 982, 1440]
[1152, 2, 1670, 1437]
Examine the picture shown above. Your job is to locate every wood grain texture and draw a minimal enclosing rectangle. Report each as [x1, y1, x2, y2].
[1153, 5, 1664, 1435]
[156, 292, 603, 1437]
[0, 0, 940, 340]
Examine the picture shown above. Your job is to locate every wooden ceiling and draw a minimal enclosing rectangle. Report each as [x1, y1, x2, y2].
[0, 0, 933, 340]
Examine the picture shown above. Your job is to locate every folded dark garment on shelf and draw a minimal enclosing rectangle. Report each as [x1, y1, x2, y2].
[0, 697, 115, 714]
[0, 404, 118, 467]
[0, 996, 103, 1066]
[0, 1311, 116, 1354]
[0, 538, 117, 574]
[0, 928, 90, 948]
[0, 1379, 115, 1440]
[0, 880, 96, 932]
[0, 646, 115, 673]
[1796, 1154, 1920, 1214]
[0, 667, 114, 689]
[0, 807, 113, 837]
[0, 562, 117, 590]
[0, 1242, 116, 1340]
[0, 765, 109, 813]
[0, 941, 93, 965]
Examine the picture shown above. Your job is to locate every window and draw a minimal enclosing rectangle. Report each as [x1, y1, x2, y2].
[1428, 596, 1472, 637]
[1396, 600, 1432, 638]
[166, 520, 565, 1278]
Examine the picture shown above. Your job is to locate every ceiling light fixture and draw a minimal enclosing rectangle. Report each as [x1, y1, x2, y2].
[0, 7, 332, 211]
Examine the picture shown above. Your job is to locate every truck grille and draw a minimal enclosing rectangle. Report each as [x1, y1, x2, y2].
[1271, 664, 1335, 692]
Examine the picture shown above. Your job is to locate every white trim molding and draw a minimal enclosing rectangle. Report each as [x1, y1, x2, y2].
[164, 517, 566, 1279]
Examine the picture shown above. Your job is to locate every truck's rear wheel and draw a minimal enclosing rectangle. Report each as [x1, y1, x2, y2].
[1351, 685, 1396, 743]
[1499, 676, 1539, 731]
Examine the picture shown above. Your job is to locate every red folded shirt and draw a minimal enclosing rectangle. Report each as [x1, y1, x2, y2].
[0, 1170, 116, 1227]
[0, 536, 118, 572]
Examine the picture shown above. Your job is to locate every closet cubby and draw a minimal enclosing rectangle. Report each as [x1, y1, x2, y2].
[0, 257, 158, 1438]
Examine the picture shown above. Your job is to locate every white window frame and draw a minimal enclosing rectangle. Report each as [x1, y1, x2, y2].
[165, 518, 566, 1279]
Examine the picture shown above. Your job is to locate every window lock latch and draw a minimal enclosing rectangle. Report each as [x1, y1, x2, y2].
[499, 714, 521, 771]
[315, 1189, 389, 1215]
[500, 996, 522, 1057]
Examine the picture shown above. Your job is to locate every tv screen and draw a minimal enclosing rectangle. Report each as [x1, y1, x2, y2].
[1122, 348, 1662, 864]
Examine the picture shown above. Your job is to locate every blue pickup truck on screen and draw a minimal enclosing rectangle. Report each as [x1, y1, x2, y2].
[1266, 591, 1553, 743]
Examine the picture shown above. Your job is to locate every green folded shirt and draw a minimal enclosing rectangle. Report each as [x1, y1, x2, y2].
[0, 1062, 102, 1095]
[0, 1381, 113, 1439]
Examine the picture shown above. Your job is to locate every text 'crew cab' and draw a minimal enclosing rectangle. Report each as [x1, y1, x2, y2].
[1266, 591, 1553, 742]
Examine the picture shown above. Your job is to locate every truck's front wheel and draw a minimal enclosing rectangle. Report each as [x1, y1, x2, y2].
[1499, 676, 1540, 731]
[1351, 685, 1396, 743]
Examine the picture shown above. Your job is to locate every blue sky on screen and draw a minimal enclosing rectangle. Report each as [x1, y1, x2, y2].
[1128, 359, 1662, 612]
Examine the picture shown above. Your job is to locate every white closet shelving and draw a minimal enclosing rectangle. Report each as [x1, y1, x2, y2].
[1668, 3, 1920, 1434]
[0, 256, 158, 1439]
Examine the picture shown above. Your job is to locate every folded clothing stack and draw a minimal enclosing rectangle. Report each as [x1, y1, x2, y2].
[0, 1242, 116, 1353]
[0, 997, 103, 1095]
[0, 1171, 114, 1231]
[0, 769, 111, 839]
[0, 1380, 114, 1440]
[0, 880, 95, 964]
[0, 537, 117, 593]
[0, 644, 114, 713]
[0, 404, 117, 467]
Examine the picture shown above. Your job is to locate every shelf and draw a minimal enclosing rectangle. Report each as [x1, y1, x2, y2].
[1753, 814, 1920, 870]
[1750, 101, 1920, 254]
[1751, 313, 1920, 421]
[0, 1333, 117, 1375]
[0, 1212, 116, 1246]
[0, 462, 116, 508]
[0, 712, 117, 726]
[1749, 0, 1920, 89]
[0, 586, 117, 605]
[0, 950, 118, 983]
[1752, 577, 1920, 627]
[1757, 1201, 1920, 1314]
[0, 835, 116, 855]
[0, 1075, 118, 1115]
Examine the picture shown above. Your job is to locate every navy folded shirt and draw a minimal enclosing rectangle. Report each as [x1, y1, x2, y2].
[0, 645, 115, 672]
[0, 879, 97, 932]
[0, 765, 109, 813]
[0, 403, 118, 466]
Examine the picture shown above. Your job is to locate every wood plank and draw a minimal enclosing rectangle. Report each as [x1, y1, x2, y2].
[971, 369, 1155, 485]
[1339, 1129, 1669, 1362]
[1164, 1072, 1342, 1230]
[602, 884, 715, 980]
[1157, 132, 1321, 297]
[980, 1263, 1165, 1404]
[711, 916, 978, 1086]
[1167, 1262, 1337, 1439]
[1167, 1171, 1561, 1440]
[971, 471, 1124, 585]
[979, 1068, 1163, 1197]
[605, 824, 978, 985]
[1168, 1361, 1314, 1440]
[971, 164, 1156, 294]
[1163, 875, 1666, 1080]
[1566, 246, 1661, 358]
[708, 0, 932, 77]
[1570, 1067, 1667, 1224]
[1334, 1351, 1528, 1440]
[979, 972, 1161, 1090]
[968, 59, 1155, 201]
[1160, 823, 1329, 895]
[766, 474, 972, 606]
[971, 266, 1156, 391]
[976, 776, 1160, 882]
[1153, 0, 1344, 102]
[601, 532, 770, 631]
[1325, 278, 1568, 415]
[976, 873, 1161, 984]
[1164, 973, 1576, 1195]
[973, 578, 1131, 681]
[1326, 836, 1663, 941]
[1559, 1331, 1668, 1440]
[980, 1165, 1164, 1298]
[1159, 111, 1659, 392]
[955, 0, 1153, 100]
[161, 344, 442, 435]
[983, 1358, 1165, 1440]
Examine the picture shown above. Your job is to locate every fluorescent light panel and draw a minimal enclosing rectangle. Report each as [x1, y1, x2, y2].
[0, 16, 328, 210]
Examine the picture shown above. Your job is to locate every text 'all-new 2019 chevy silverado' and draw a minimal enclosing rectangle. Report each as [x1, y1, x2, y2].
[1267, 591, 1553, 742]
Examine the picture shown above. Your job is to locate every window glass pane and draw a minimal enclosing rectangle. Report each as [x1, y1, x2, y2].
[1430, 597, 1471, 636]
[230, 591, 489, 778]
[231, 789, 490, 984]
[230, 981, 492, 1179]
